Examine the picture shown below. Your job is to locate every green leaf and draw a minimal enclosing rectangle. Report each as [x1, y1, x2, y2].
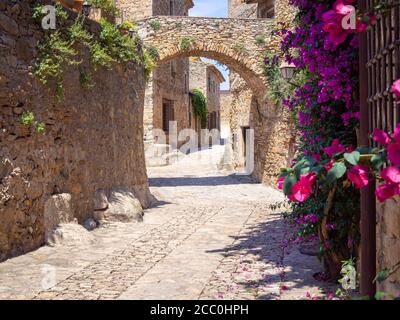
[311, 165, 323, 175]
[371, 154, 386, 171]
[344, 151, 360, 166]
[375, 291, 387, 300]
[374, 269, 390, 283]
[278, 171, 290, 179]
[326, 163, 347, 184]
[299, 166, 311, 175]
[283, 174, 297, 196]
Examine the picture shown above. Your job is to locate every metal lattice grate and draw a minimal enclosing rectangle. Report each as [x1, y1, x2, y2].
[366, 0, 400, 144]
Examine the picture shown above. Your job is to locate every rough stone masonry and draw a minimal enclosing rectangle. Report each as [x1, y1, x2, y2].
[0, 0, 151, 262]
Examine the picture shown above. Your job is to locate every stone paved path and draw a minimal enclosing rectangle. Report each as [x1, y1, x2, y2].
[0, 146, 335, 300]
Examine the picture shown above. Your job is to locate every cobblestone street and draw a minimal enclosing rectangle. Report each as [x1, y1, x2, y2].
[0, 147, 334, 300]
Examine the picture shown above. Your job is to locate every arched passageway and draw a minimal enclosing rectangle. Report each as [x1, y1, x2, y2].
[138, 15, 294, 184]
[138, 16, 276, 102]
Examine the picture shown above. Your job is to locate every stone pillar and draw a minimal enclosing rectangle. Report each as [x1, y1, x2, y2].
[274, 0, 296, 26]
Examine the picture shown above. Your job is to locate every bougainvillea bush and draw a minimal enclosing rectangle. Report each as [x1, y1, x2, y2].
[273, 0, 400, 280]
[274, 0, 362, 279]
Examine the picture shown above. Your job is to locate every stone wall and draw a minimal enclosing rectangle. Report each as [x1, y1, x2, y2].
[223, 0, 296, 183]
[220, 90, 232, 141]
[0, 1, 151, 261]
[118, 0, 153, 21]
[137, 16, 274, 98]
[206, 65, 224, 116]
[121, 0, 192, 152]
[152, 60, 190, 136]
[376, 197, 400, 297]
[189, 58, 224, 121]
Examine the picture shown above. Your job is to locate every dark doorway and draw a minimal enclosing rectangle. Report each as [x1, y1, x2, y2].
[162, 99, 175, 133]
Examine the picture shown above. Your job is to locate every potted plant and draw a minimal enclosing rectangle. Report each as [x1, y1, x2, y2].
[118, 21, 136, 34]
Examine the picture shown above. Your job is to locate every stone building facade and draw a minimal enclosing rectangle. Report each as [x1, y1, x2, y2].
[118, 0, 194, 151]
[189, 58, 225, 136]
[0, 2, 150, 261]
[222, 0, 296, 182]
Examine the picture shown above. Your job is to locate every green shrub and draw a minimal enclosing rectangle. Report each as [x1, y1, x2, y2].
[143, 51, 156, 83]
[255, 35, 266, 45]
[34, 6, 142, 98]
[35, 31, 78, 86]
[36, 122, 46, 134]
[149, 19, 161, 31]
[98, 19, 140, 64]
[20, 112, 46, 134]
[32, 3, 68, 23]
[175, 21, 183, 31]
[20, 111, 35, 126]
[79, 70, 94, 88]
[119, 20, 136, 31]
[68, 17, 93, 45]
[180, 36, 196, 51]
[233, 42, 247, 54]
[146, 46, 159, 61]
[190, 89, 208, 121]
[90, 42, 115, 69]
[89, 0, 120, 17]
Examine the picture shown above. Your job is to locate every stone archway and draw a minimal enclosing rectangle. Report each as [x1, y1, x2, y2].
[138, 16, 294, 184]
[137, 16, 277, 102]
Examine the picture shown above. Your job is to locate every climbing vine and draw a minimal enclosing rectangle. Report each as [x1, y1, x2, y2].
[20, 111, 46, 135]
[87, 0, 120, 17]
[180, 36, 196, 51]
[190, 89, 208, 122]
[33, 4, 154, 98]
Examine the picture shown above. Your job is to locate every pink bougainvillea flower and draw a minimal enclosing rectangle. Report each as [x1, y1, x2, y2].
[356, 18, 368, 33]
[312, 153, 321, 163]
[324, 24, 351, 46]
[322, 0, 357, 45]
[323, 139, 345, 157]
[325, 160, 335, 172]
[333, 0, 355, 15]
[388, 142, 400, 166]
[392, 79, 400, 98]
[322, 10, 339, 23]
[288, 172, 316, 203]
[373, 128, 391, 145]
[347, 164, 370, 189]
[346, 145, 355, 153]
[381, 166, 400, 184]
[277, 177, 285, 190]
[393, 123, 400, 142]
[375, 183, 400, 203]
[326, 223, 336, 231]
[326, 292, 335, 300]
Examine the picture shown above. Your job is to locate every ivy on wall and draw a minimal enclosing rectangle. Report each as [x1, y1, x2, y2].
[190, 89, 208, 122]
[33, 4, 155, 99]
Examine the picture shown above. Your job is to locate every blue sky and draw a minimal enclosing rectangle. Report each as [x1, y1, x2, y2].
[189, 0, 230, 90]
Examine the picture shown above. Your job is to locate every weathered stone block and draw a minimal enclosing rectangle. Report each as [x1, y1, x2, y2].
[43, 193, 75, 234]
[99, 190, 144, 223]
[0, 12, 19, 36]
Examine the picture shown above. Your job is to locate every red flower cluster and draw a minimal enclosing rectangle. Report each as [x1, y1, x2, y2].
[322, 0, 376, 46]
[323, 139, 345, 157]
[277, 173, 317, 203]
[392, 79, 400, 99]
[347, 164, 369, 189]
[373, 125, 400, 202]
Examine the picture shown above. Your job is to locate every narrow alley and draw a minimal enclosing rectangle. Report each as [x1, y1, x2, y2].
[0, 147, 334, 300]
